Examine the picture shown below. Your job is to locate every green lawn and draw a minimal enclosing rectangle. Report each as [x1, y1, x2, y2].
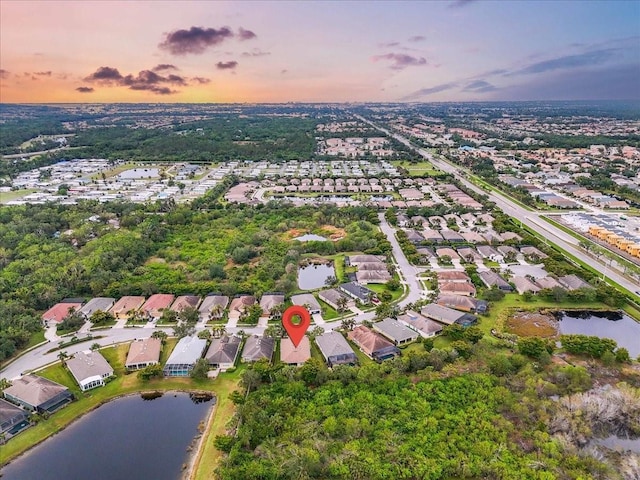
[367, 283, 403, 303]
[317, 298, 341, 321]
[0, 189, 37, 203]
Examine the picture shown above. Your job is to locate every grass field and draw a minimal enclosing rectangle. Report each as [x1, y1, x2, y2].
[0, 189, 37, 203]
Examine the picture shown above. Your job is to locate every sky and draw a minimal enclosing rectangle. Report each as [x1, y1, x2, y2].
[0, 0, 639, 103]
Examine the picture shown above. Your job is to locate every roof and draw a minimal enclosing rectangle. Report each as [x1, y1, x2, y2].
[437, 271, 471, 282]
[205, 335, 241, 365]
[241, 336, 275, 362]
[512, 276, 541, 294]
[397, 310, 443, 336]
[355, 270, 392, 283]
[478, 271, 512, 290]
[558, 274, 592, 290]
[520, 246, 548, 259]
[4, 374, 69, 408]
[439, 282, 477, 295]
[436, 294, 486, 312]
[78, 297, 115, 318]
[199, 295, 229, 314]
[348, 325, 395, 356]
[290, 293, 321, 312]
[348, 255, 386, 265]
[142, 294, 175, 314]
[357, 262, 389, 271]
[318, 288, 348, 304]
[421, 303, 469, 325]
[170, 295, 201, 312]
[125, 338, 162, 367]
[67, 350, 114, 382]
[42, 302, 83, 323]
[0, 397, 28, 424]
[315, 331, 355, 359]
[339, 282, 373, 302]
[165, 336, 207, 365]
[110, 296, 146, 315]
[535, 277, 562, 289]
[259, 294, 285, 313]
[229, 295, 256, 312]
[280, 336, 311, 364]
[373, 318, 419, 343]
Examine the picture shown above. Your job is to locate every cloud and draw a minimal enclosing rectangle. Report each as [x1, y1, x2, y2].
[159, 26, 234, 55]
[191, 76, 211, 84]
[238, 27, 257, 41]
[372, 53, 427, 70]
[0, 69, 10, 79]
[281, 69, 288, 74]
[408, 36, 425, 42]
[216, 61, 238, 70]
[152, 64, 178, 72]
[84, 66, 187, 94]
[241, 49, 271, 57]
[449, 0, 477, 8]
[463, 80, 497, 92]
[506, 49, 615, 76]
[75, 86, 95, 93]
[401, 82, 457, 100]
[379, 42, 400, 48]
[34, 71, 52, 76]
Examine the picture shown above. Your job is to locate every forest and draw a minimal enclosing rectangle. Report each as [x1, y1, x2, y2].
[214, 340, 640, 480]
[0, 200, 388, 361]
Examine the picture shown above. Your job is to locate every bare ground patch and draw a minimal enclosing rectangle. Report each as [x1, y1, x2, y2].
[505, 311, 558, 337]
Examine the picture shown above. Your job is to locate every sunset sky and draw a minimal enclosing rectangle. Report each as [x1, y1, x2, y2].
[1, 0, 639, 103]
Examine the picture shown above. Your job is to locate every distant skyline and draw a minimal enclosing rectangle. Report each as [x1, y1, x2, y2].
[1, 0, 639, 103]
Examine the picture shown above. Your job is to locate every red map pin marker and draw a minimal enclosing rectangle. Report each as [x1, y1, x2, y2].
[281, 305, 311, 348]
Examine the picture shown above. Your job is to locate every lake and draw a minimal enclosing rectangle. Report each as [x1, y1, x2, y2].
[298, 264, 335, 290]
[0, 392, 213, 480]
[293, 234, 328, 242]
[557, 310, 640, 357]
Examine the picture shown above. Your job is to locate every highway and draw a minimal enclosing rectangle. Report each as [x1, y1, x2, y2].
[358, 115, 640, 295]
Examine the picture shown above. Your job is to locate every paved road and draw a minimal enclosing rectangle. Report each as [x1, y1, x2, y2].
[357, 115, 640, 295]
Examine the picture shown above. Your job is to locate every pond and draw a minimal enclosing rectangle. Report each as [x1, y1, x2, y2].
[556, 310, 640, 357]
[118, 168, 159, 179]
[293, 234, 328, 242]
[0, 392, 214, 480]
[592, 434, 640, 453]
[298, 264, 335, 290]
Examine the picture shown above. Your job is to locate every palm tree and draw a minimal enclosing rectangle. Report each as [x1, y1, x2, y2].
[57, 351, 69, 367]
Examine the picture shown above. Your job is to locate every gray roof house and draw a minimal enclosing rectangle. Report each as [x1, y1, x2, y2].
[558, 275, 593, 291]
[125, 338, 162, 371]
[205, 335, 242, 370]
[535, 277, 563, 290]
[421, 303, 477, 327]
[66, 350, 114, 391]
[241, 336, 275, 363]
[339, 282, 374, 304]
[397, 310, 444, 338]
[78, 297, 116, 320]
[0, 398, 29, 437]
[259, 293, 285, 316]
[318, 289, 354, 310]
[3, 374, 72, 413]
[355, 270, 392, 284]
[315, 331, 357, 367]
[198, 294, 230, 320]
[512, 276, 541, 294]
[163, 336, 208, 377]
[290, 293, 322, 315]
[373, 318, 420, 346]
[478, 271, 513, 291]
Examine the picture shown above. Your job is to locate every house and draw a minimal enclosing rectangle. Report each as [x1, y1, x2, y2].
[290, 293, 322, 315]
[558, 275, 593, 291]
[355, 270, 392, 284]
[66, 350, 114, 391]
[110, 296, 146, 320]
[535, 277, 563, 290]
[339, 282, 374, 304]
[0, 398, 29, 437]
[520, 246, 548, 260]
[3, 375, 72, 413]
[280, 337, 311, 366]
[437, 271, 471, 283]
[373, 318, 419, 345]
[170, 295, 201, 313]
[421, 303, 477, 326]
[348, 325, 400, 361]
[435, 247, 460, 260]
[457, 247, 482, 263]
[512, 276, 541, 294]
[241, 336, 275, 363]
[347, 255, 387, 266]
[436, 295, 487, 313]
[163, 336, 208, 376]
[141, 294, 175, 321]
[318, 288, 354, 310]
[439, 282, 477, 297]
[198, 294, 229, 320]
[460, 231, 486, 244]
[259, 293, 285, 317]
[315, 331, 357, 367]
[205, 335, 242, 371]
[479, 271, 513, 291]
[422, 229, 443, 243]
[78, 297, 115, 320]
[477, 246, 503, 262]
[125, 338, 162, 370]
[41, 301, 83, 327]
[440, 230, 465, 243]
[228, 295, 256, 321]
[397, 310, 443, 338]
[404, 230, 425, 244]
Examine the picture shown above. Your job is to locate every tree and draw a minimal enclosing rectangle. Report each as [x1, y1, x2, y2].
[151, 330, 168, 344]
[138, 363, 163, 380]
[198, 329, 211, 340]
[160, 309, 178, 324]
[211, 325, 227, 338]
[90, 343, 101, 351]
[57, 350, 69, 366]
[341, 317, 356, 331]
[443, 324, 465, 341]
[190, 358, 210, 380]
[0, 378, 12, 391]
[90, 309, 114, 325]
[308, 326, 324, 341]
[324, 275, 338, 287]
[517, 337, 552, 359]
[462, 326, 483, 344]
[174, 322, 195, 339]
[264, 324, 284, 339]
[178, 306, 199, 324]
[615, 348, 630, 363]
[336, 296, 348, 312]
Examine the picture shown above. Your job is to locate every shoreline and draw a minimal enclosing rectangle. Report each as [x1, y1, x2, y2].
[185, 397, 219, 479]
[0, 389, 217, 469]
